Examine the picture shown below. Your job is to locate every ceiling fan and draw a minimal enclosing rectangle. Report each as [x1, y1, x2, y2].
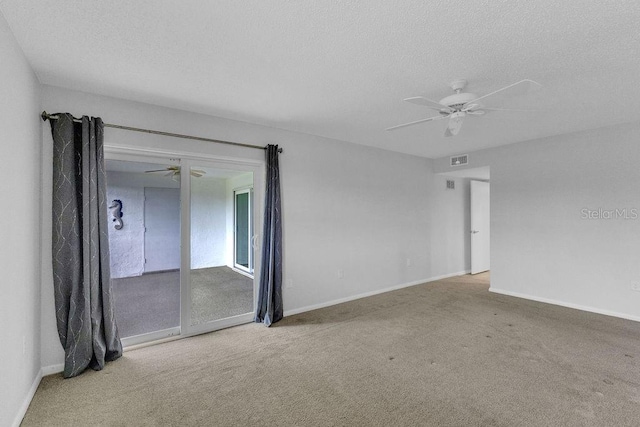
[387, 79, 541, 137]
[144, 166, 206, 179]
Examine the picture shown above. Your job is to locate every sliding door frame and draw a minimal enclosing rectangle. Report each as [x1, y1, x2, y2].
[180, 157, 263, 337]
[233, 187, 254, 275]
[104, 145, 264, 346]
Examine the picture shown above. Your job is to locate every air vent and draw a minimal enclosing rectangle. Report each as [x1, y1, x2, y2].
[446, 180, 455, 190]
[450, 154, 468, 167]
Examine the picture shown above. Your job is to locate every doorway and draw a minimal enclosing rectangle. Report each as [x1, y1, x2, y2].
[438, 166, 490, 277]
[470, 180, 490, 274]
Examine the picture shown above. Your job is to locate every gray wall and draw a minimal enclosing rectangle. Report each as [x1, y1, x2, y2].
[0, 13, 42, 427]
[434, 122, 640, 320]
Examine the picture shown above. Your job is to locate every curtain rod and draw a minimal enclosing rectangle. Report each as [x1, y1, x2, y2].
[41, 111, 283, 153]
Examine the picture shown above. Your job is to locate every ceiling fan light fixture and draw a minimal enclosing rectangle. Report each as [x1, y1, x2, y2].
[447, 111, 466, 137]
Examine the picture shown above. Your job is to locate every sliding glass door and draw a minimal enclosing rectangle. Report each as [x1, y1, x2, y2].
[104, 158, 182, 347]
[105, 150, 263, 345]
[182, 160, 262, 336]
[234, 188, 253, 274]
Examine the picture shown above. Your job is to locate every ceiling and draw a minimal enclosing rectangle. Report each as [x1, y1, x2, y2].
[2, 1, 639, 158]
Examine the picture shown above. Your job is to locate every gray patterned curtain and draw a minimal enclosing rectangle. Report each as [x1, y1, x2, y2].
[255, 144, 283, 326]
[50, 113, 122, 378]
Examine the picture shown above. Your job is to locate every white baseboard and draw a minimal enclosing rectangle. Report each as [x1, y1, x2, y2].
[41, 363, 64, 377]
[284, 270, 470, 317]
[12, 369, 43, 427]
[428, 270, 471, 282]
[489, 287, 640, 323]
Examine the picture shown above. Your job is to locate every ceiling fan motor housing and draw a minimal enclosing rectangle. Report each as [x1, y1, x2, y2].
[439, 92, 478, 110]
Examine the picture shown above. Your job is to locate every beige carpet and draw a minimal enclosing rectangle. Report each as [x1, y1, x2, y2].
[190, 266, 254, 325]
[112, 267, 253, 337]
[23, 273, 640, 426]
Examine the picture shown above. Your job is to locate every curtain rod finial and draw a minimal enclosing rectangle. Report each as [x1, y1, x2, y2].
[41, 111, 49, 121]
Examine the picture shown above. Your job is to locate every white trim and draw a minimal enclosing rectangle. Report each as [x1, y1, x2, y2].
[123, 334, 182, 352]
[121, 327, 181, 348]
[284, 270, 470, 317]
[40, 363, 64, 377]
[231, 267, 254, 279]
[184, 313, 254, 337]
[12, 370, 43, 427]
[489, 287, 640, 323]
[429, 270, 471, 282]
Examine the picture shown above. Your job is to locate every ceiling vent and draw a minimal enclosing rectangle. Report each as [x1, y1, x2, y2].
[446, 180, 455, 190]
[450, 154, 468, 167]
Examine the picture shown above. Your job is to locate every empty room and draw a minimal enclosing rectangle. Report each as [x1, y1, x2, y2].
[1, 1, 639, 426]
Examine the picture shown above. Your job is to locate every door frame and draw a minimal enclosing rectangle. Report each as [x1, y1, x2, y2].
[105, 145, 264, 345]
[470, 179, 490, 274]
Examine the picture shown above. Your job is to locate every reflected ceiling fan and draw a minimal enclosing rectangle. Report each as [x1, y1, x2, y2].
[144, 166, 206, 179]
[387, 79, 541, 137]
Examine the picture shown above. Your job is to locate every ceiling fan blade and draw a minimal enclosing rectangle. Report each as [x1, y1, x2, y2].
[444, 113, 465, 137]
[404, 96, 453, 112]
[145, 169, 167, 173]
[478, 107, 539, 112]
[190, 172, 204, 177]
[386, 115, 448, 131]
[164, 171, 174, 177]
[467, 79, 542, 107]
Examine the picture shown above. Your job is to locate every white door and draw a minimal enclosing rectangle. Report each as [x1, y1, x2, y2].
[144, 187, 181, 273]
[470, 180, 490, 274]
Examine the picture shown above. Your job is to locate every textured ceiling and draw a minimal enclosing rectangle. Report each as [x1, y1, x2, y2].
[2, 0, 639, 158]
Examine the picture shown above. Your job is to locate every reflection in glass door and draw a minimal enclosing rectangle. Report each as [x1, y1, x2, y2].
[188, 166, 255, 327]
[234, 188, 253, 274]
[106, 151, 263, 346]
[104, 158, 181, 346]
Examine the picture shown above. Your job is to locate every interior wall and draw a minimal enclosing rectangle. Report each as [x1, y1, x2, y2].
[191, 177, 227, 269]
[106, 171, 179, 278]
[39, 84, 468, 371]
[433, 122, 640, 321]
[0, 12, 42, 427]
